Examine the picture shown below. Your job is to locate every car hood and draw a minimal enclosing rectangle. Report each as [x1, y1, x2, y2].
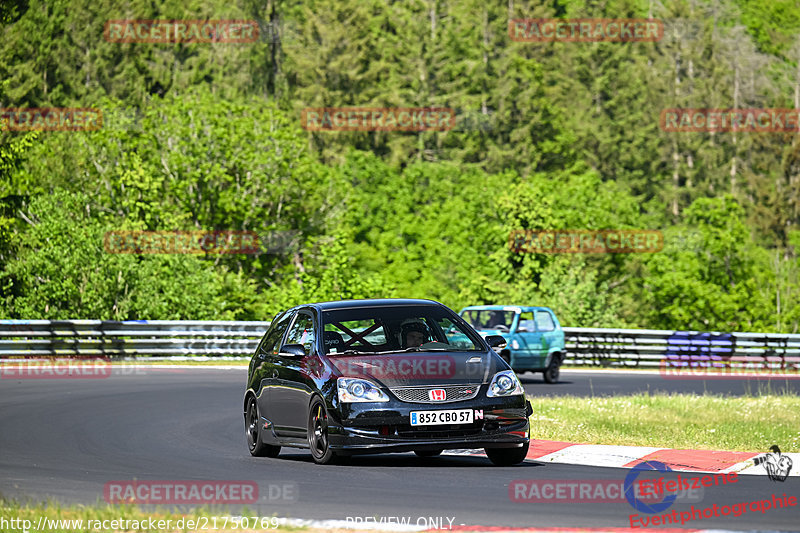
[328, 351, 500, 387]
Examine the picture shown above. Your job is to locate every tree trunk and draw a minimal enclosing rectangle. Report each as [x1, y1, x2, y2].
[730, 64, 739, 195]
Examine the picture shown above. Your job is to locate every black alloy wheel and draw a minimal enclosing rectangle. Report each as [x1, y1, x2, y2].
[246, 396, 280, 457]
[308, 397, 341, 464]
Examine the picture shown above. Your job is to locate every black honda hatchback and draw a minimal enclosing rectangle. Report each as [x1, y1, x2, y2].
[243, 298, 532, 465]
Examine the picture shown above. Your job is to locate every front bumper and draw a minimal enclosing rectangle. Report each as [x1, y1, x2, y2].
[328, 393, 531, 455]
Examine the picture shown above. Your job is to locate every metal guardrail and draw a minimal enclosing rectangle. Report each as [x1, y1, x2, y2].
[0, 320, 270, 357]
[0, 320, 799, 370]
[563, 327, 800, 370]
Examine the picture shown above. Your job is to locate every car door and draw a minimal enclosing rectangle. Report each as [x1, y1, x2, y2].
[271, 310, 317, 438]
[536, 309, 561, 366]
[513, 310, 545, 368]
[255, 311, 294, 432]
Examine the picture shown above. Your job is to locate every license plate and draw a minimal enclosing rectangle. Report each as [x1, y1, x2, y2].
[410, 409, 473, 426]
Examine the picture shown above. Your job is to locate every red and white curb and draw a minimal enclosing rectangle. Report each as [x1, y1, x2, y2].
[443, 440, 798, 476]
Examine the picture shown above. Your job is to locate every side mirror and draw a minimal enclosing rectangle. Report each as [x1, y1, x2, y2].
[279, 344, 306, 357]
[485, 335, 507, 349]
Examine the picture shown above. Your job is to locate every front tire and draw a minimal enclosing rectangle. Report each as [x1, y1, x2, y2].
[245, 396, 280, 458]
[543, 354, 561, 384]
[485, 441, 529, 466]
[308, 397, 341, 465]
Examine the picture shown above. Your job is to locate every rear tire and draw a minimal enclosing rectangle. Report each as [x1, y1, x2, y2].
[543, 354, 561, 384]
[245, 396, 280, 458]
[485, 441, 529, 466]
[414, 449, 443, 457]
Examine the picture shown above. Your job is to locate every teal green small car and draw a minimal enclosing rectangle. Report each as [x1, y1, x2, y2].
[458, 305, 566, 383]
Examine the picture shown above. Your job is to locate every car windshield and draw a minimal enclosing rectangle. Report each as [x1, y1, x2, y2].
[461, 309, 516, 331]
[321, 305, 483, 355]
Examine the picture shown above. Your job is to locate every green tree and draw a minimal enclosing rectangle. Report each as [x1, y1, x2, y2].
[0, 0, 264, 108]
[1, 189, 261, 319]
[13, 88, 345, 294]
[639, 195, 772, 330]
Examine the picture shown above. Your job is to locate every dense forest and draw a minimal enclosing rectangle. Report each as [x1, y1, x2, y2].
[2, 0, 800, 332]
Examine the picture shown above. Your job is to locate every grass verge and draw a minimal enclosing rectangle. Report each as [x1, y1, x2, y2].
[527, 391, 800, 452]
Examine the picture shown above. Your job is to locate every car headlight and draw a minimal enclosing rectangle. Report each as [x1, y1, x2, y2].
[337, 377, 389, 402]
[486, 370, 523, 397]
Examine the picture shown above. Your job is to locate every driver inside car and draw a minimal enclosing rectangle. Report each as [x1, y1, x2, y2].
[487, 311, 507, 330]
[400, 319, 429, 348]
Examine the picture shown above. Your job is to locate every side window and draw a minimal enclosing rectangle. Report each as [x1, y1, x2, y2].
[261, 312, 293, 355]
[517, 311, 535, 332]
[435, 316, 478, 350]
[284, 313, 315, 356]
[535, 310, 556, 332]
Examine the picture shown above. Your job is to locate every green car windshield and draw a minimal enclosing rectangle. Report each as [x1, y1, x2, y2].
[461, 309, 516, 331]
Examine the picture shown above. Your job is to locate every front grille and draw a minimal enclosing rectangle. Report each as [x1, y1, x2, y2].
[396, 423, 484, 439]
[389, 385, 480, 404]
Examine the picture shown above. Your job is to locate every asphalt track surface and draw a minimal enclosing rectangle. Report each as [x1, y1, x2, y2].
[1, 368, 798, 530]
[518, 369, 800, 396]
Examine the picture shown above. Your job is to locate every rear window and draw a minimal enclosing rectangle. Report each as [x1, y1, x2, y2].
[259, 312, 293, 354]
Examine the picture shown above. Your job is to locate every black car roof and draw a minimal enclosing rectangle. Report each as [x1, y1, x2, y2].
[303, 298, 443, 311]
